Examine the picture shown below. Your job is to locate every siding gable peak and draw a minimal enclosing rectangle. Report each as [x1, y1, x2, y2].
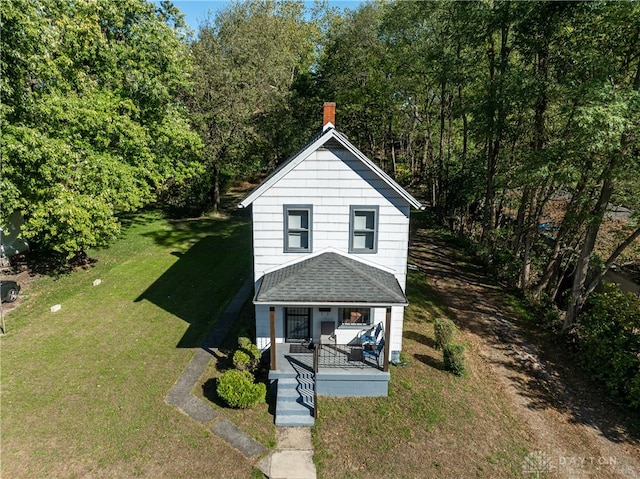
[238, 128, 424, 210]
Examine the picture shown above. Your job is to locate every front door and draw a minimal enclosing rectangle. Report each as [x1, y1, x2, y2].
[285, 307, 311, 342]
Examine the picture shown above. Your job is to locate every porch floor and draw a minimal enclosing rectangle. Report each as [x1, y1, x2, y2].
[270, 343, 387, 377]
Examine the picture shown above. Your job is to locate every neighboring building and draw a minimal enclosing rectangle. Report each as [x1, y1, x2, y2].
[238, 103, 423, 425]
[0, 211, 29, 265]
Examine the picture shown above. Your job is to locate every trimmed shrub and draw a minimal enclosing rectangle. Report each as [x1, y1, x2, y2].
[217, 370, 266, 409]
[233, 349, 252, 370]
[575, 284, 640, 408]
[233, 340, 262, 371]
[434, 318, 456, 350]
[245, 343, 262, 361]
[443, 342, 466, 377]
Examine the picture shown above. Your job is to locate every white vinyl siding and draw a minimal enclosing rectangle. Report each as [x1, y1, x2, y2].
[251, 148, 411, 290]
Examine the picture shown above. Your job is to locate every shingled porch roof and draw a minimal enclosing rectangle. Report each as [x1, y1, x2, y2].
[254, 252, 408, 306]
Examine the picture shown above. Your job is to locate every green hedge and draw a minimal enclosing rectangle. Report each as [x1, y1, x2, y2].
[443, 342, 466, 377]
[434, 318, 456, 350]
[217, 370, 266, 409]
[233, 339, 262, 371]
[575, 284, 640, 408]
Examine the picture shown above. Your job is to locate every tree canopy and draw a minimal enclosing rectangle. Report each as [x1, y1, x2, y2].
[2, 0, 638, 325]
[311, 0, 640, 327]
[1, 0, 202, 259]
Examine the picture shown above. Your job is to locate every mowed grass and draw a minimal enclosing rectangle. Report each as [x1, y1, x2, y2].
[1, 211, 261, 478]
[4, 206, 535, 479]
[312, 269, 533, 479]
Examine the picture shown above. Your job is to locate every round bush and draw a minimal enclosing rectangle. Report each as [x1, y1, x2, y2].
[245, 343, 262, 361]
[217, 370, 266, 409]
[233, 349, 251, 370]
[443, 342, 466, 377]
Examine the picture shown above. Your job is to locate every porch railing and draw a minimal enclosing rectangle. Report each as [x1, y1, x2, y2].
[313, 346, 319, 419]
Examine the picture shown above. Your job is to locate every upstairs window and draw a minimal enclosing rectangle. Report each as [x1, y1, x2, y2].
[349, 205, 379, 253]
[284, 205, 312, 252]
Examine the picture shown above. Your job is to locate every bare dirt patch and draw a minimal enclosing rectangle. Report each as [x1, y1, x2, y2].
[410, 226, 640, 479]
[0, 265, 36, 314]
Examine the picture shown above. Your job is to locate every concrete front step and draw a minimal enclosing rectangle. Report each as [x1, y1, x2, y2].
[276, 378, 315, 427]
[275, 414, 315, 427]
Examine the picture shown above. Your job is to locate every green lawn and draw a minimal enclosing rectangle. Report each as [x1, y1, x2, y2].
[312, 270, 533, 479]
[1, 211, 263, 478]
[3, 208, 536, 479]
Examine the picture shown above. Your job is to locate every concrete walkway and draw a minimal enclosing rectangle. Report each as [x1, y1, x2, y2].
[164, 276, 318, 478]
[257, 427, 317, 479]
[165, 276, 266, 457]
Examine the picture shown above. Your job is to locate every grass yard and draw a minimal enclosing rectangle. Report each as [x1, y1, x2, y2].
[312, 269, 534, 479]
[8, 204, 631, 478]
[195, 297, 277, 450]
[1, 210, 266, 478]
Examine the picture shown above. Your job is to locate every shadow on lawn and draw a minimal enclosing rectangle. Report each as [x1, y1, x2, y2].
[411, 215, 640, 444]
[134, 217, 252, 348]
[403, 330, 437, 349]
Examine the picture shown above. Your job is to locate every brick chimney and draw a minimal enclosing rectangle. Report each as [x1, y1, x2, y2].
[323, 102, 336, 130]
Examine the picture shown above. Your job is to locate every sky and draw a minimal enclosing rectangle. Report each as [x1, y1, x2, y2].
[169, 1, 363, 32]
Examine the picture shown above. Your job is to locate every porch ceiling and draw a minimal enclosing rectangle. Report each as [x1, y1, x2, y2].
[254, 252, 408, 305]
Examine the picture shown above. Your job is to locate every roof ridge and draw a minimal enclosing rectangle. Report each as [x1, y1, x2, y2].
[238, 127, 423, 210]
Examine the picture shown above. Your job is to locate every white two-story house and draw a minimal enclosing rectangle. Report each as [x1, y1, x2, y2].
[238, 104, 422, 423]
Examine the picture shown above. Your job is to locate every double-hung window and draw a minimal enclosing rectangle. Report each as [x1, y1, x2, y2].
[349, 205, 379, 253]
[284, 205, 312, 252]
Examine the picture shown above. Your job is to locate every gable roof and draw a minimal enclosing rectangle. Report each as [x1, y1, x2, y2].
[254, 252, 408, 306]
[238, 127, 423, 210]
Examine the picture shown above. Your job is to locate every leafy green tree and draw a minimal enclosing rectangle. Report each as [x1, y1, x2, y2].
[1, 0, 202, 260]
[311, 0, 640, 326]
[186, 0, 319, 212]
[575, 284, 640, 407]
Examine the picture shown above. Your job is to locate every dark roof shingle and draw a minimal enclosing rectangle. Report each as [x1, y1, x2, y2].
[255, 252, 407, 305]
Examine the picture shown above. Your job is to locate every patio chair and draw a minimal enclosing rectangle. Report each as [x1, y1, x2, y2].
[362, 338, 385, 367]
[359, 322, 383, 346]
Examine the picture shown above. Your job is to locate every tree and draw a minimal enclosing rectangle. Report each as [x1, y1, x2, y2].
[1, 0, 202, 260]
[310, 0, 640, 326]
[186, 0, 319, 212]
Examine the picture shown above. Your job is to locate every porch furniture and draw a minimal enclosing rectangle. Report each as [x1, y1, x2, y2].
[362, 338, 385, 367]
[359, 322, 383, 346]
[320, 321, 336, 355]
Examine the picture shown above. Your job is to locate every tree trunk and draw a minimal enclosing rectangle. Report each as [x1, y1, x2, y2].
[583, 226, 640, 298]
[482, 10, 510, 250]
[564, 174, 614, 330]
[213, 166, 221, 213]
[532, 165, 592, 299]
[519, 233, 533, 291]
[513, 186, 531, 256]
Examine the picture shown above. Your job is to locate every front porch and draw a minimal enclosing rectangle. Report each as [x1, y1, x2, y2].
[269, 343, 390, 397]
